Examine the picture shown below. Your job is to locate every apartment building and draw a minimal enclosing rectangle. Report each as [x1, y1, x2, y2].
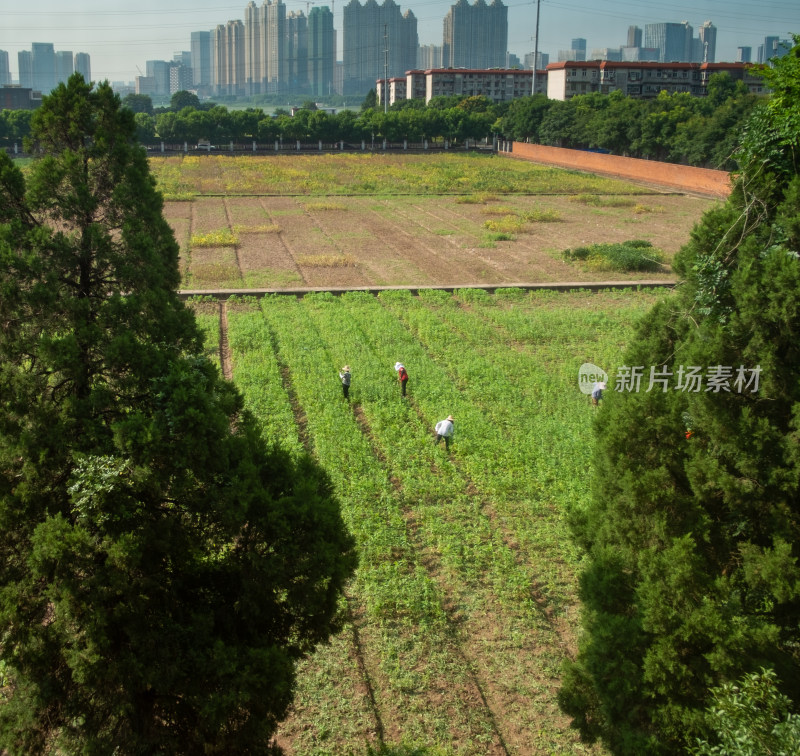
[386, 68, 540, 106]
[547, 60, 766, 101]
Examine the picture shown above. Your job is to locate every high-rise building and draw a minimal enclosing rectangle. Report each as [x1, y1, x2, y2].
[557, 49, 580, 63]
[342, 0, 418, 96]
[18, 51, 32, 89]
[170, 64, 193, 94]
[191, 31, 213, 87]
[698, 21, 716, 63]
[758, 36, 790, 64]
[621, 46, 659, 62]
[523, 51, 548, 69]
[146, 60, 171, 96]
[74, 53, 91, 82]
[213, 20, 245, 95]
[627, 26, 642, 48]
[571, 38, 586, 62]
[418, 44, 443, 69]
[308, 6, 335, 97]
[264, 0, 286, 92]
[644, 22, 692, 62]
[0, 50, 9, 86]
[286, 11, 309, 92]
[591, 48, 622, 62]
[736, 47, 752, 64]
[442, 0, 507, 70]
[32, 42, 56, 93]
[242, 0, 302, 95]
[244, 1, 263, 94]
[55, 51, 74, 85]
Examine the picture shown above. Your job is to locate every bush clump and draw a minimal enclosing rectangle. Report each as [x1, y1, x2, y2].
[563, 240, 664, 272]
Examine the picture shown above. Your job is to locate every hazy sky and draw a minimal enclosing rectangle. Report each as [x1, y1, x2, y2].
[2, 0, 797, 83]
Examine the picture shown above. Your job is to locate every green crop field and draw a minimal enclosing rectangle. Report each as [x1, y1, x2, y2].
[192, 286, 665, 755]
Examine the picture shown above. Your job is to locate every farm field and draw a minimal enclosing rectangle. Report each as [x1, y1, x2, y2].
[154, 153, 717, 291]
[192, 286, 667, 755]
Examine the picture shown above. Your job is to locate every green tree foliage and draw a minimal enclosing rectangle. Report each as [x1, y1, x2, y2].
[122, 75, 755, 163]
[0, 110, 33, 147]
[133, 111, 156, 144]
[559, 38, 800, 755]
[691, 669, 800, 756]
[360, 88, 377, 111]
[121, 92, 154, 115]
[0, 73, 356, 754]
[170, 90, 201, 111]
[497, 94, 549, 142]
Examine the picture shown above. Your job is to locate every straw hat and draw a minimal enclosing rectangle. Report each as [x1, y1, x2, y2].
[447, 415, 454, 421]
[342, 365, 350, 371]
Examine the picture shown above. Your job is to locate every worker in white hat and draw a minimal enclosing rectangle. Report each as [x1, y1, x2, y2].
[339, 365, 351, 400]
[434, 415, 455, 451]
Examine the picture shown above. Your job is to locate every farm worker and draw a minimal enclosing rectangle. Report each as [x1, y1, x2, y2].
[339, 365, 351, 400]
[395, 362, 409, 397]
[591, 380, 606, 406]
[434, 416, 455, 451]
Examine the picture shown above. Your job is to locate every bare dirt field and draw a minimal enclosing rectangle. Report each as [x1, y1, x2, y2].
[165, 191, 716, 291]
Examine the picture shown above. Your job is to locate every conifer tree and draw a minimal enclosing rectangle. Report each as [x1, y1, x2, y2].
[559, 37, 800, 754]
[0, 74, 356, 754]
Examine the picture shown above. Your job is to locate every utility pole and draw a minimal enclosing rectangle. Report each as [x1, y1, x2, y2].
[383, 23, 389, 113]
[531, 0, 541, 96]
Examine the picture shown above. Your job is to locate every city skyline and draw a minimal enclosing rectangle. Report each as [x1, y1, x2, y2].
[1, 0, 797, 85]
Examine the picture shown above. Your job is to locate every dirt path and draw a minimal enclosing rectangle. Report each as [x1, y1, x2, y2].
[218, 301, 233, 380]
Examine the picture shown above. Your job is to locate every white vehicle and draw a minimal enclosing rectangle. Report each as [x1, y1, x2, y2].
[195, 141, 214, 151]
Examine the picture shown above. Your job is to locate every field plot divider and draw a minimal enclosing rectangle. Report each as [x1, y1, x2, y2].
[257, 295, 504, 753]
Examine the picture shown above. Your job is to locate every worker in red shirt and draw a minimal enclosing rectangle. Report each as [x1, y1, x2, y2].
[394, 362, 409, 397]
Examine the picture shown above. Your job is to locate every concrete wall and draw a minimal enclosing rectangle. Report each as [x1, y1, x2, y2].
[505, 142, 732, 199]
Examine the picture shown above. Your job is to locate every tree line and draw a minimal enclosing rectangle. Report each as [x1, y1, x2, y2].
[1, 71, 760, 170]
[560, 37, 800, 755]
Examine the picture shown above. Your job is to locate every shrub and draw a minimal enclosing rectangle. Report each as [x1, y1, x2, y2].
[563, 240, 664, 272]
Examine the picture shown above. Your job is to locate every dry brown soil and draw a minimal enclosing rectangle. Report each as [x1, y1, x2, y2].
[165, 191, 716, 290]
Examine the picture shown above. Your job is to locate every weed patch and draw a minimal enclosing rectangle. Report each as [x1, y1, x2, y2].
[563, 239, 665, 272]
[569, 194, 637, 208]
[521, 208, 561, 222]
[297, 254, 357, 267]
[483, 216, 525, 234]
[232, 224, 280, 234]
[190, 229, 239, 247]
[481, 206, 517, 216]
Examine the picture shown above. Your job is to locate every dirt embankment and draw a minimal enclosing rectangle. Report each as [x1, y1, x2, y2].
[505, 143, 732, 199]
